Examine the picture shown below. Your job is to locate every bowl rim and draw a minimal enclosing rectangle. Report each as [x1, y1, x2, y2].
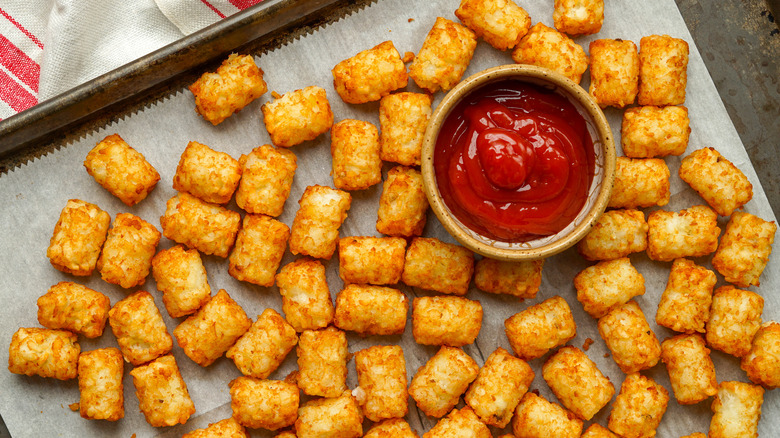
[421, 64, 616, 261]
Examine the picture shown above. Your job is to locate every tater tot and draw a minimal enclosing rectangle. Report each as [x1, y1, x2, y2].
[412, 296, 482, 346]
[598, 301, 661, 374]
[424, 406, 490, 438]
[741, 321, 780, 388]
[330, 119, 382, 190]
[97, 213, 161, 289]
[588, 39, 639, 108]
[574, 257, 645, 319]
[173, 141, 242, 205]
[289, 185, 352, 260]
[379, 93, 432, 167]
[236, 144, 297, 217]
[332, 40, 408, 104]
[47, 199, 110, 276]
[512, 392, 583, 438]
[464, 347, 534, 427]
[151, 244, 211, 318]
[505, 295, 577, 360]
[474, 258, 543, 300]
[296, 327, 348, 397]
[712, 212, 776, 288]
[409, 346, 479, 418]
[338, 236, 406, 285]
[709, 381, 764, 438]
[660, 334, 717, 405]
[229, 377, 299, 430]
[182, 418, 248, 438]
[8, 327, 79, 380]
[706, 286, 763, 358]
[129, 354, 195, 427]
[189, 53, 267, 125]
[334, 284, 408, 336]
[174, 289, 252, 367]
[402, 237, 474, 295]
[679, 147, 753, 216]
[78, 348, 124, 421]
[581, 424, 619, 438]
[512, 22, 589, 83]
[680, 434, 707, 438]
[276, 258, 335, 332]
[37, 281, 110, 338]
[577, 209, 647, 261]
[455, 0, 532, 50]
[229, 214, 290, 287]
[295, 391, 363, 438]
[638, 35, 689, 106]
[554, 0, 604, 35]
[84, 134, 160, 206]
[376, 166, 429, 237]
[621, 105, 690, 158]
[227, 308, 298, 379]
[608, 157, 670, 209]
[262, 86, 334, 147]
[655, 258, 716, 334]
[354, 345, 408, 422]
[646, 205, 720, 262]
[408, 17, 477, 93]
[543, 346, 615, 420]
[365, 419, 419, 438]
[607, 373, 669, 438]
[108, 291, 172, 366]
[160, 192, 241, 258]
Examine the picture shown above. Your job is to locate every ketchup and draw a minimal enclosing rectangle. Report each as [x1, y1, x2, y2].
[434, 80, 595, 242]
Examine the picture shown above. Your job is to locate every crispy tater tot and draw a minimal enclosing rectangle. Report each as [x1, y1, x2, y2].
[412, 296, 482, 347]
[262, 86, 334, 147]
[78, 348, 124, 421]
[741, 321, 780, 389]
[712, 211, 776, 288]
[229, 377, 299, 430]
[581, 424, 619, 438]
[660, 334, 717, 405]
[189, 53, 267, 125]
[174, 289, 252, 367]
[505, 295, 577, 360]
[37, 281, 110, 338]
[47, 199, 110, 276]
[655, 258, 716, 334]
[160, 192, 241, 258]
[227, 308, 298, 379]
[289, 185, 352, 260]
[574, 257, 645, 319]
[229, 214, 290, 287]
[130, 354, 195, 427]
[236, 144, 297, 217]
[332, 40, 408, 104]
[554, 0, 604, 35]
[474, 258, 543, 300]
[376, 166, 429, 237]
[424, 406, 490, 438]
[646, 205, 720, 262]
[609, 157, 670, 209]
[638, 35, 689, 106]
[679, 147, 753, 216]
[151, 244, 211, 318]
[543, 346, 615, 420]
[709, 381, 764, 438]
[455, 0, 532, 50]
[108, 291, 172, 366]
[379, 93, 432, 167]
[577, 209, 647, 261]
[338, 236, 406, 285]
[295, 391, 363, 438]
[334, 284, 408, 336]
[276, 258, 335, 332]
[402, 237, 474, 295]
[598, 301, 661, 374]
[173, 141, 242, 205]
[354, 345, 408, 422]
[706, 286, 764, 358]
[464, 347, 534, 427]
[8, 327, 79, 380]
[409, 17, 477, 93]
[330, 119, 382, 190]
[296, 327, 348, 398]
[97, 213, 161, 289]
[512, 22, 589, 83]
[587, 39, 639, 108]
[84, 134, 160, 206]
[607, 373, 669, 438]
[512, 392, 583, 438]
[366, 418, 419, 438]
[621, 105, 690, 158]
[409, 346, 479, 418]
[182, 417, 249, 438]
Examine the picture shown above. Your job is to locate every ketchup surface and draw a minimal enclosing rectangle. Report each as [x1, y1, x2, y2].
[435, 80, 595, 242]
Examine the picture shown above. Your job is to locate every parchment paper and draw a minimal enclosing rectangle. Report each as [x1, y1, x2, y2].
[0, 0, 777, 436]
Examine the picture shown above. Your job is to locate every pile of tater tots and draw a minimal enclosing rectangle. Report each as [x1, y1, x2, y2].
[8, 0, 779, 437]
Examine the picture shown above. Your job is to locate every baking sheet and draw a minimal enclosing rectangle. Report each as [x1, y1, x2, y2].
[0, 0, 777, 436]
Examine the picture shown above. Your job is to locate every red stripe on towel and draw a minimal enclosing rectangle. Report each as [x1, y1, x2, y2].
[0, 7, 44, 49]
[199, 0, 227, 18]
[0, 68, 37, 112]
[0, 34, 39, 92]
[228, 0, 263, 10]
